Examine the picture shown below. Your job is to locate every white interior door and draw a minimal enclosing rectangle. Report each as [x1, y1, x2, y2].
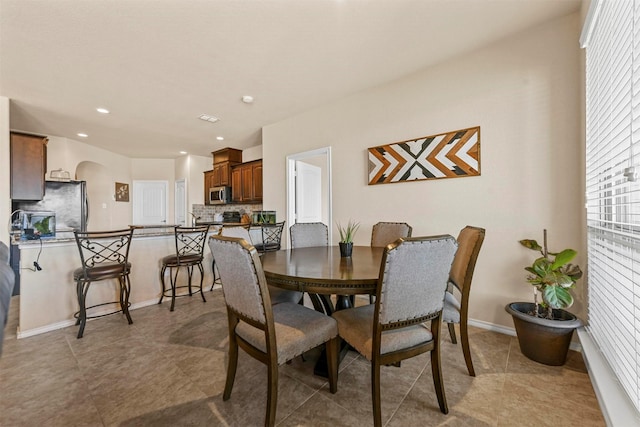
[286, 147, 332, 247]
[295, 161, 322, 223]
[132, 181, 168, 225]
[175, 179, 186, 226]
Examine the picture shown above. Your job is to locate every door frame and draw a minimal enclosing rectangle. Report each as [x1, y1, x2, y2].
[286, 146, 333, 246]
[175, 178, 187, 226]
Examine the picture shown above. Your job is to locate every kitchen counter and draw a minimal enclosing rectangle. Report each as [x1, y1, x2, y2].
[13, 229, 217, 338]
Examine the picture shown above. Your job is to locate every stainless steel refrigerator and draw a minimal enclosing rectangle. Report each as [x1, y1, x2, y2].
[14, 180, 88, 238]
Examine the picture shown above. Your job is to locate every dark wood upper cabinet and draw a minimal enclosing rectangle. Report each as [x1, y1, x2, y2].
[204, 148, 242, 204]
[10, 132, 48, 200]
[231, 159, 262, 203]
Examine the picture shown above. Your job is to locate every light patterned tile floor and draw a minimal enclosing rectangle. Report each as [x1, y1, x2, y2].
[0, 291, 605, 426]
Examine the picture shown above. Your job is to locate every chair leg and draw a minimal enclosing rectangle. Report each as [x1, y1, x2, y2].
[170, 266, 179, 312]
[187, 265, 193, 296]
[371, 358, 382, 427]
[222, 322, 238, 400]
[121, 275, 133, 325]
[326, 337, 338, 394]
[210, 258, 217, 291]
[447, 322, 457, 344]
[266, 355, 278, 427]
[197, 262, 206, 302]
[431, 321, 448, 414]
[158, 264, 167, 304]
[460, 321, 475, 377]
[77, 280, 89, 339]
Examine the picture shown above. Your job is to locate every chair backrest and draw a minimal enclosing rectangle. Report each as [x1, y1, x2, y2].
[375, 235, 457, 327]
[173, 225, 210, 262]
[209, 235, 271, 325]
[449, 226, 485, 294]
[260, 221, 285, 252]
[0, 241, 15, 356]
[74, 228, 134, 276]
[290, 222, 329, 248]
[221, 226, 252, 243]
[371, 222, 413, 248]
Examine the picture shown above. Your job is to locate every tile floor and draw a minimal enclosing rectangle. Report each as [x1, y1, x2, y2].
[0, 290, 605, 426]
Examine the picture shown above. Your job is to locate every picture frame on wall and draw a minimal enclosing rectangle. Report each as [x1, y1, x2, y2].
[115, 182, 129, 202]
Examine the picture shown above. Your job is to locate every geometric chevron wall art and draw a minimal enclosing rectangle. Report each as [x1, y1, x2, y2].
[367, 126, 481, 185]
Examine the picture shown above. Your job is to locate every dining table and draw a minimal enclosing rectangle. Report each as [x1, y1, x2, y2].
[261, 245, 385, 376]
[260, 245, 385, 315]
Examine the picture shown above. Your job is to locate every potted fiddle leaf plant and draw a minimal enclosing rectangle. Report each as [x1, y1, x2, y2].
[337, 220, 360, 257]
[505, 229, 583, 366]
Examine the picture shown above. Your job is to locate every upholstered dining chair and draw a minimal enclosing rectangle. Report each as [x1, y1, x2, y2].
[332, 235, 457, 427]
[370, 222, 413, 248]
[211, 227, 302, 305]
[443, 225, 485, 377]
[209, 235, 339, 427]
[159, 225, 210, 312]
[369, 221, 413, 303]
[289, 222, 329, 248]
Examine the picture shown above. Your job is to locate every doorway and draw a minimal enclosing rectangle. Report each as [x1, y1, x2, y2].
[175, 179, 186, 226]
[132, 180, 168, 225]
[286, 147, 332, 246]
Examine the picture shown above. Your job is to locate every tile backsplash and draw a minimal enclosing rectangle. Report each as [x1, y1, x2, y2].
[191, 204, 263, 223]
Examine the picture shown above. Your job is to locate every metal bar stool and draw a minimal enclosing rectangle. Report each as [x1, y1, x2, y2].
[159, 225, 210, 311]
[73, 228, 135, 338]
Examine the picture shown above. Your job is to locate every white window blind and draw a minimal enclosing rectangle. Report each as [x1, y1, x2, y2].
[585, 0, 640, 413]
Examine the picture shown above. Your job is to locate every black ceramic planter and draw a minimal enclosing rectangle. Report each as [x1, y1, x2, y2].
[339, 242, 353, 257]
[505, 302, 582, 366]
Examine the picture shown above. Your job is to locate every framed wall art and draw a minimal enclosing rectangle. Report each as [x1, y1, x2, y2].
[368, 126, 480, 185]
[115, 182, 129, 202]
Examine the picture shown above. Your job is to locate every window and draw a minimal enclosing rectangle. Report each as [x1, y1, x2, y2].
[584, 0, 640, 412]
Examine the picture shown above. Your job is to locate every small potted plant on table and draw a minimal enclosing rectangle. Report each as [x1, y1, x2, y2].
[505, 229, 583, 365]
[337, 220, 360, 257]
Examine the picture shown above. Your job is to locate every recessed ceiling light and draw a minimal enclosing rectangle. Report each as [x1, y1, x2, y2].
[242, 95, 254, 104]
[77, 133, 88, 138]
[216, 136, 224, 141]
[198, 114, 219, 123]
[96, 107, 110, 114]
[179, 151, 187, 154]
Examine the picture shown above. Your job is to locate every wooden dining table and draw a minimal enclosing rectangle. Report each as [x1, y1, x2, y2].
[260, 245, 384, 314]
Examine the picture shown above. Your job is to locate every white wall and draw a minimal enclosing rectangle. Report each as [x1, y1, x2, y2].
[0, 97, 10, 245]
[263, 13, 583, 328]
[242, 144, 263, 162]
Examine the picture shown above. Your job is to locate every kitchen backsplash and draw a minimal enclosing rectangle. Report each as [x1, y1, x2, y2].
[191, 204, 263, 223]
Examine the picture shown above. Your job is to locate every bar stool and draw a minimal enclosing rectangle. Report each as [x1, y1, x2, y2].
[159, 225, 210, 311]
[73, 228, 135, 339]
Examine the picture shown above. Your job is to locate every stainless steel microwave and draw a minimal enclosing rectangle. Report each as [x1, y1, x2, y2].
[209, 186, 231, 205]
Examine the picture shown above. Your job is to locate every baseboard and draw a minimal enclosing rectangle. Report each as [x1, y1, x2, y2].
[577, 327, 640, 426]
[468, 317, 583, 352]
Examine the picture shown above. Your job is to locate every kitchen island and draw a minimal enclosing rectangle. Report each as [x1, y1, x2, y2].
[14, 227, 216, 338]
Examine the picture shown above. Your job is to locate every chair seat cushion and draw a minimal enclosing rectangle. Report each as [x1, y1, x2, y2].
[236, 302, 337, 365]
[332, 304, 434, 361]
[442, 291, 461, 323]
[161, 254, 202, 266]
[268, 286, 303, 305]
[73, 262, 131, 281]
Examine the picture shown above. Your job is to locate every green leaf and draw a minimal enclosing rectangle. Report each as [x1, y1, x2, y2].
[532, 257, 551, 277]
[542, 285, 574, 309]
[520, 239, 542, 251]
[551, 249, 577, 270]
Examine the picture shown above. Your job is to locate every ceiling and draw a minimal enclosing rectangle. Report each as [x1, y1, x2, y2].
[0, 0, 581, 159]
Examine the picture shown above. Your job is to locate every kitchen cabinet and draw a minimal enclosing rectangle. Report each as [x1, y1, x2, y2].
[10, 132, 48, 200]
[205, 148, 242, 205]
[231, 159, 262, 203]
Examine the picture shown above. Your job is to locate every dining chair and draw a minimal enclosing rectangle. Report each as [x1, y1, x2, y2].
[443, 225, 485, 377]
[332, 235, 457, 427]
[211, 227, 302, 305]
[73, 228, 135, 338]
[253, 221, 285, 253]
[0, 242, 15, 355]
[370, 222, 413, 248]
[369, 221, 413, 303]
[289, 222, 329, 248]
[158, 225, 210, 312]
[209, 235, 339, 427]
